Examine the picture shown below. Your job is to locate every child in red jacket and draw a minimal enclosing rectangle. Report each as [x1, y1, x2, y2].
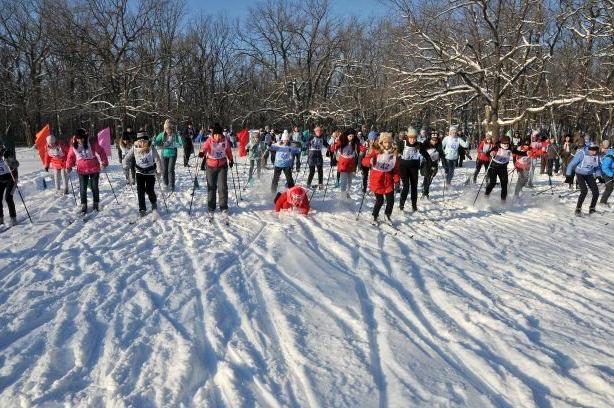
[364, 132, 400, 223]
[274, 185, 310, 214]
[43, 135, 70, 195]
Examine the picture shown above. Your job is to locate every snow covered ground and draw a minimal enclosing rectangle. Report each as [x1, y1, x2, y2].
[1, 147, 613, 407]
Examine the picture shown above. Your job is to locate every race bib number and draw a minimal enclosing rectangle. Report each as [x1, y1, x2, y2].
[580, 155, 599, 168]
[48, 146, 64, 158]
[0, 160, 9, 175]
[135, 150, 154, 168]
[427, 148, 439, 162]
[310, 138, 323, 150]
[208, 141, 226, 160]
[340, 145, 355, 159]
[401, 143, 421, 160]
[75, 146, 94, 160]
[449, 139, 459, 150]
[278, 151, 291, 161]
[373, 153, 396, 172]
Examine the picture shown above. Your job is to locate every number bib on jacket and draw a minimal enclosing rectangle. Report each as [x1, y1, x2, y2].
[339, 144, 356, 159]
[0, 159, 9, 175]
[135, 148, 155, 171]
[481, 144, 491, 153]
[277, 149, 291, 162]
[48, 146, 65, 158]
[75, 146, 95, 161]
[448, 139, 459, 151]
[427, 148, 439, 162]
[493, 148, 511, 164]
[373, 153, 396, 172]
[401, 142, 421, 161]
[579, 155, 599, 171]
[208, 141, 227, 160]
[309, 138, 323, 151]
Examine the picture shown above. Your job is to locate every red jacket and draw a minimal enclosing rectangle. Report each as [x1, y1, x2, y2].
[66, 139, 109, 175]
[360, 144, 371, 168]
[477, 140, 494, 163]
[44, 143, 70, 170]
[333, 140, 359, 173]
[200, 137, 233, 168]
[274, 186, 310, 214]
[513, 146, 539, 170]
[365, 149, 400, 194]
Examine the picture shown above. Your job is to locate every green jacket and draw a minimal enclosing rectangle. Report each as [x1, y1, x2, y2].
[154, 132, 183, 158]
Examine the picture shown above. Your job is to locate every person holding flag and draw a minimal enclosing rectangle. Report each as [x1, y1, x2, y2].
[43, 134, 70, 195]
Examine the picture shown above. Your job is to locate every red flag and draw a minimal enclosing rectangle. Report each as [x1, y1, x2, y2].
[97, 127, 112, 158]
[238, 128, 249, 157]
[34, 124, 50, 165]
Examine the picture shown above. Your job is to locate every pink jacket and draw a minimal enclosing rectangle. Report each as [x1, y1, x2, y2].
[66, 139, 109, 175]
[44, 143, 70, 170]
[200, 137, 233, 168]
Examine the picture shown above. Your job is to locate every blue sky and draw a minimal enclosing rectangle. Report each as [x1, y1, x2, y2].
[184, 0, 389, 19]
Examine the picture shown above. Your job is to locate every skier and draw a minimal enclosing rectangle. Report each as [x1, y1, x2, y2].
[43, 134, 70, 195]
[600, 144, 614, 206]
[364, 132, 400, 223]
[198, 124, 234, 221]
[398, 127, 431, 211]
[290, 126, 303, 172]
[560, 134, 577, 187]
[182, 122, 196, 167]
[512, 139, 537, 197]
[153, 119, 182, 192]
[328, 130, 341, 187]
[270, 132, 301, 194]
[246, 130, 265, 185]
[484, 136, 513, 201]
[306, 126, 328, 189]
[421, 131, 444, 198]
[117, 126, 135, 163]
[359, 131, 378, 193]
[546, 135, 561, 176]
[539, 135, 550, 174]
[333, 128, 360, 199]
[262, 126, 272, 167]
[566, 143, 601, 215]
[442, 125, 468, 185]
[122, 131, 161, 216]
[528, 130, 542, 188]
[274, 185, 310, 214]
[473, 132, 494, 183]
[0, 145, 19, 226]
[66, 128, 109, 214]
[119, 129, 135, 185]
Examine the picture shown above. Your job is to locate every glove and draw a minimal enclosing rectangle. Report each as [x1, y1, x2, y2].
[44, 167, 49, 172]
[229, 160, 234, 168]
[198, 151, 204, 158]
[565, 175, 573, 184]
[597, 176, 605, 184]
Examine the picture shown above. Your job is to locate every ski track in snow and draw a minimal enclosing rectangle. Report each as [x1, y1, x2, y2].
[0, 147, 613, 407]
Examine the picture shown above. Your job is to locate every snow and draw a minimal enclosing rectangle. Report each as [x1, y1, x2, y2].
[1, 147, 613, 407]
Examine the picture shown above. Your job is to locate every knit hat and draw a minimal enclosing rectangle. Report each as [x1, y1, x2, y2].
[588, 143, 599, 151]
[136, 131, 149, 141]
[212, 124, 224, 135]
[46, 135, 56, 145]
[367, 131, 378, 141]
[281, 132, 289, 142]
[430, 132, 439, 139]
[407, 127, 417, 137]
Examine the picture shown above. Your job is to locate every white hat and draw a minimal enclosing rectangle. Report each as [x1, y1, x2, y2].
[281, 133, 289, 142]
[407, 127, 417, 137]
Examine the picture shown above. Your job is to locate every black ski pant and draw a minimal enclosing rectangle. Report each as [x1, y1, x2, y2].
[373, 191, 394, 218]
[136, 173, 157, 212]
[399, 160, 419, 209]
[473, 160, 490, 183]
[547, 158, 560, 176]
[183, 140, 194, 167]
[361, 166, 370, 192]
[576, 174, 599, 210]
[601, 175, 613, 204]
[485, 165, 508, 200]
[307, 165, 324, 186]
[271, 167, 295, 193]
[422, 164, 438, 196]
[0, 178, 16, 218]
[78, 173, 100, 205]
[206, 165, 229, 211]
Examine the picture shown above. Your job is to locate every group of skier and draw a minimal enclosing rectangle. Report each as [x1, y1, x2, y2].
[0, 120, 613, 228]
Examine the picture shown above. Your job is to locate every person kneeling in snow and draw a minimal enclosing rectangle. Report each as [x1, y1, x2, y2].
[123, 132, 162, 216]
[274, 185, 310, 215]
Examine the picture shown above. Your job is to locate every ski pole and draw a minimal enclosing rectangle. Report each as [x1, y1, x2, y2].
[356, 189, 368, 221]
[321, 164, 334, 201]
[229, 162, 240, 207]
[103, 169, 120, 205]
[188, 156, 204, 215]
[68, 171, 77, 205]
[9, 169, 32, 224]
[234, 156, 242, 200]
[473, 156, 494, 205]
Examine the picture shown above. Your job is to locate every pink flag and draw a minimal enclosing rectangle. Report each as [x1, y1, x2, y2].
[97, 127, 112, 158]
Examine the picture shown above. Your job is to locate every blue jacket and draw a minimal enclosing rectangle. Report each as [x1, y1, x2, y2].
[566, 148, 601, 176]
[602, 148, 614, 178]
[270, 144, 301, 168]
